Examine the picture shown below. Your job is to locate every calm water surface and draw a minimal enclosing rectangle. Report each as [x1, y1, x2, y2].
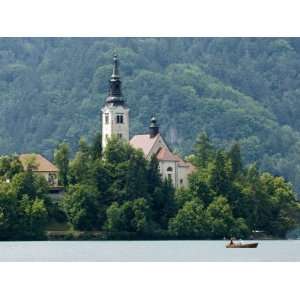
[0, 240, 298, 261]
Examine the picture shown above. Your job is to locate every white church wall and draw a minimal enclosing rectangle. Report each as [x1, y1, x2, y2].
[177, 165, 190, 188]
[101, 105, 129, 149]
[159, 160, 178, 187]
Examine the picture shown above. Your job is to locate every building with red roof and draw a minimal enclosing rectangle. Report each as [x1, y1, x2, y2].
[19, 153, 59, 187]
[102, 56, 195, 188]
[129, 117, 195, 188]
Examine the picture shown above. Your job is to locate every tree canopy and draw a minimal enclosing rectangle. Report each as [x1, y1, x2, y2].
[0, 133, 300, 240]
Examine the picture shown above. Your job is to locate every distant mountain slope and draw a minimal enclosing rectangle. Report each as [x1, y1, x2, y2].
[1, 38, 300, 192]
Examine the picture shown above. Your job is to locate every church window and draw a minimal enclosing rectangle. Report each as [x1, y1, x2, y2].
[117, 133, 123, 139]
[105, 113, 109, 124]
[180, 179, 183, 185]
[167, 167, 173, 182]
[116, 114, 124, 124]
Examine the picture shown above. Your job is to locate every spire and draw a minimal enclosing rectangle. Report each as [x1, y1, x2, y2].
[106, 54, 124, 104]
[149, 116, 159, 138]
[111, 54, 120, 79]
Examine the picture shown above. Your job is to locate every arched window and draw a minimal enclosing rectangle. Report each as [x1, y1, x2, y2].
[167, 167, 173, 172]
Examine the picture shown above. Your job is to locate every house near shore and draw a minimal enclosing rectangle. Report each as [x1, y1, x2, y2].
[101, 55, 195, 188]
[19, 153, 60, 189]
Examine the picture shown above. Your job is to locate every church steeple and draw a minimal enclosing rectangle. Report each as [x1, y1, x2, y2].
[101, 54, 129, 151]
[106, 54, 123, 104]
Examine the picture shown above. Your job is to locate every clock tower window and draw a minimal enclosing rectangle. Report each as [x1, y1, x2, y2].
[116, 114, 124, 124]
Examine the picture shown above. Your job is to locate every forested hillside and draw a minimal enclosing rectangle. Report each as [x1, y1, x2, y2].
[1, 38, 300, 192]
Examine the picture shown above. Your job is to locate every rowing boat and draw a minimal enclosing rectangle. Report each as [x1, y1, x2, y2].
[226, 242, 258, 248]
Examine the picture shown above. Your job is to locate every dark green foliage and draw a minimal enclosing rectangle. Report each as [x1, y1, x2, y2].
[0, 156, 23, 180]
[206, 196, 237, 239]
[63, 184, 100, 230]
[17, 196, 48, 240]
[105, 198, 152, 236]
[68, 133, 300, 238]
[54, 143, 70, 186]
[0, 183, 18, 240]
[192, 133, 215, 168]
[12, 168, 48, 200]
[0, 166, 49, 240]
[1, 128, 300, 239]
[90, 133, 102, 160]
[228, 143, 243, 178]
[186, 138, 300, 238]
[169, 200, 207, 239]
[61, 136, 177, 232]
[209, 150, 231, 196]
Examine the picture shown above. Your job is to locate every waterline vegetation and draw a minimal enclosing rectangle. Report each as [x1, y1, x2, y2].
[0, 133, 299, 240]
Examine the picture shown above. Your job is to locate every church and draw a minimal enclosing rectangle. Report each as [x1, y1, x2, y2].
[101, 55, 195, 188]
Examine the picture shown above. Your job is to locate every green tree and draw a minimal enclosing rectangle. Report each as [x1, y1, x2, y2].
[63, 184, 100, 230]
[168, 200, 207, 239]
[228, 143, 243, 178]
[151, 178, 176, 228]
[256, 173, 300, 237]
[90, 132, 102, 160]
[174, 187, 196, 209]
[105, 198, 152, 236]
[54, 142, 70, 186]
[208, 151, 231, 196]
[12, 170, 37, 199]
[17, 196, 48, 240]
[192, 133, 215, 168]
[0, 183, 18, 240]
[189, 172, 215, 206]
[0, 156, 23, 180]
[206, 196, 241, 239]
[68, 151, 92, 184]
[104, 136, 131, 164]
[104, 202, 123, 232]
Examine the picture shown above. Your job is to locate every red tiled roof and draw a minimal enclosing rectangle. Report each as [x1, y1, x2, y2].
[130, 133, 197, 173]
[130, 134, 159, 157]
[156, 147, 181, 162]
[19, 154, 58, 172]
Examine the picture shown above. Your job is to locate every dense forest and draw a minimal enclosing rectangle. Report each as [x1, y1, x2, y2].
[1, 134, 299, 240]
[1, 38, 300, 193]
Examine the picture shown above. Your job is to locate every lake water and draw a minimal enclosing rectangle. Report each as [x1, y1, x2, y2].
[0, 240, 299, 261]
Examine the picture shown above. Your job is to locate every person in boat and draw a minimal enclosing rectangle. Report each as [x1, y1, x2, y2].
[229, 238, 234, 245]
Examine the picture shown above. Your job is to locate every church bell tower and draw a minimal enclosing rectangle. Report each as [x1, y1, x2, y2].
[101, 55, 129, 150]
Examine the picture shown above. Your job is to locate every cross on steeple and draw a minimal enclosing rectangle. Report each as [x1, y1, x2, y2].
[111, 54, 120, 79]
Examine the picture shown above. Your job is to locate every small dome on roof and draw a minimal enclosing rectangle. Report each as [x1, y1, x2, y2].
[149, 116, 159, 137]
